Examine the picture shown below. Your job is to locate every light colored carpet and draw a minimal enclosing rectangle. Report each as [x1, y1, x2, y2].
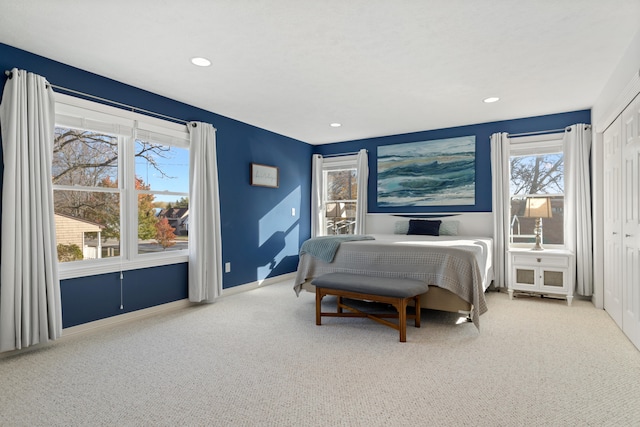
[1, 280, 640, 426]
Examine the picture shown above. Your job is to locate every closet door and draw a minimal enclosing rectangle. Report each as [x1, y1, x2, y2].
[603, 116, 623, 328]
[622, 94, 640, 349]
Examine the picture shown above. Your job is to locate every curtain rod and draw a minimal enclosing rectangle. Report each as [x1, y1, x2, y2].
[507, 128, 566, 138]
[4, 69, 190, 126]
[508, 124, 591, 138]
[322, 150, 367, 158]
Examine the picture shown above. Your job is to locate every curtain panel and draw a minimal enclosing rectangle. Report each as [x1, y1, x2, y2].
[490, 132, 510, 289]
[564, 124, 593, 296]
[188, 122, 222, 302]
[0, 68, 62, 352]
[355, 149, 368, 234]
[310, 154, 323, 237]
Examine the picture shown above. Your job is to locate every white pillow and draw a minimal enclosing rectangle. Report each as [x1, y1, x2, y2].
[394, 220, 410, 234]
[439, 220, 460, 236]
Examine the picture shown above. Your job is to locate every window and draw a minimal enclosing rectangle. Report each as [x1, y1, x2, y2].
[322, 156, 358, 235]
[508, 135, 565, 247]
[53, 94, 190, 278]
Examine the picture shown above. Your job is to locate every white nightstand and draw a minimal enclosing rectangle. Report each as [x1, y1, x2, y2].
[508, 248, 575, 306]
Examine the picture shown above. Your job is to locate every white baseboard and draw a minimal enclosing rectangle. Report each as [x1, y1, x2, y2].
[62, 272, 296, 337]
[220, 272, 296, 297]
[64, 272, 296, 335]
[0, 299, 195, 359]
[0, 272, 296, 359]
[63, 272, 297, 336]
[62, 298, 194, 339]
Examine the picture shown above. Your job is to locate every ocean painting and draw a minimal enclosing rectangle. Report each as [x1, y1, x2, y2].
[377, 136, 476, 207]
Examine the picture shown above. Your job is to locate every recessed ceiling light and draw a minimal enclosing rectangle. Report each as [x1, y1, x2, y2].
[191, 57, 211, 67]
[330, 123, 342, 127]
[483, 97, 500, 103]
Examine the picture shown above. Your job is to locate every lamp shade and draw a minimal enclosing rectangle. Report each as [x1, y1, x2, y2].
[523, 197, 552, 218]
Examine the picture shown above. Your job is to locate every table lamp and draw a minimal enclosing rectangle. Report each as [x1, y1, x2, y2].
[523, 197, 552, 251]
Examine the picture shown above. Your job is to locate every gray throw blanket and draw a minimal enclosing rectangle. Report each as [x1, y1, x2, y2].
[299, 235, 375, 263]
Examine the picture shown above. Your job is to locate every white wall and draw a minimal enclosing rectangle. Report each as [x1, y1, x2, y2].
[591, 28, 640, 309]
[592, 29, 640, 131]
[366, 212, 493, 237]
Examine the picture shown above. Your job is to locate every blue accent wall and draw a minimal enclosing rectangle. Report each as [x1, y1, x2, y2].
[314, 110, 591, 213]
[0, 43, 313, 327]
[61, 264, 189, 328]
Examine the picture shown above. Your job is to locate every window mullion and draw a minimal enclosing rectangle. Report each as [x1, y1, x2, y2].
[122, 133, 137, 261]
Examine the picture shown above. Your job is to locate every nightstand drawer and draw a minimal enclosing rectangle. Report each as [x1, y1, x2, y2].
[511, 254, 569, 268]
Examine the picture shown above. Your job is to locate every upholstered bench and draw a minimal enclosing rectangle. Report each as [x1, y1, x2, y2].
[311, 272, 428, 342]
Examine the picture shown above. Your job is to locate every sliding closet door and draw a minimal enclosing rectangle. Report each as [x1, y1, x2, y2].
[622, 94, 640, 349]
[603, 116, 623, 328]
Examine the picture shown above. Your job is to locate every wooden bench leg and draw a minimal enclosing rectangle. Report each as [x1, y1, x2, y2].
[414, 295, 421, 328]
[316, 289, 323, 325]
[399, 297, 407, 342]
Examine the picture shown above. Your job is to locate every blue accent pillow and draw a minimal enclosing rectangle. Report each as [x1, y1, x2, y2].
[407, 219, 441, 236]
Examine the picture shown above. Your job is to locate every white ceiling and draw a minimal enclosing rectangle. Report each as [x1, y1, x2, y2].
[1, 1, 639, 145]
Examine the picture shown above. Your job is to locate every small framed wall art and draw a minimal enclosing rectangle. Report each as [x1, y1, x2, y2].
[250, 163, 279, 188]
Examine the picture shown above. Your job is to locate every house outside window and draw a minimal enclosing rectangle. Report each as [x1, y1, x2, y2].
[53, 94, 189, 279]
[322, 155, 358, 235]
[508, 134, 565, 248]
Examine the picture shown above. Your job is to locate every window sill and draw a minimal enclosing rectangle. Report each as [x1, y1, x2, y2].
[508, 244, 566, 251]
[58, 252, 189, 280]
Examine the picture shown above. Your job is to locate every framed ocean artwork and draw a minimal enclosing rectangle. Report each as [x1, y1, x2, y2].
[377, 136, 476, 207]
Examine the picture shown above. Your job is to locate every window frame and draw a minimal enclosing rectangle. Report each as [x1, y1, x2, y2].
[508, 133, 566, 249]
[321, 155, 358, 236]
[54, 93, 190, 280]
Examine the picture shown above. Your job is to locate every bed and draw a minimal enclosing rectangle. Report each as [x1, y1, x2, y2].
[294, 234, 493, 329]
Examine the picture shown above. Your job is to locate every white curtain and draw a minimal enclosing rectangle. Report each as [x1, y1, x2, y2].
[354, 149, 368, 234]
[188, 122, 222, 302]
[491, 132, 510, 289]
[564, 124, 593, 296]
[310, 154, 323, 237]
[0, 68, 62, 352]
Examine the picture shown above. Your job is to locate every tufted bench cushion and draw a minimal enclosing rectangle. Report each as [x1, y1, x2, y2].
[312, 272, 428, 298]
